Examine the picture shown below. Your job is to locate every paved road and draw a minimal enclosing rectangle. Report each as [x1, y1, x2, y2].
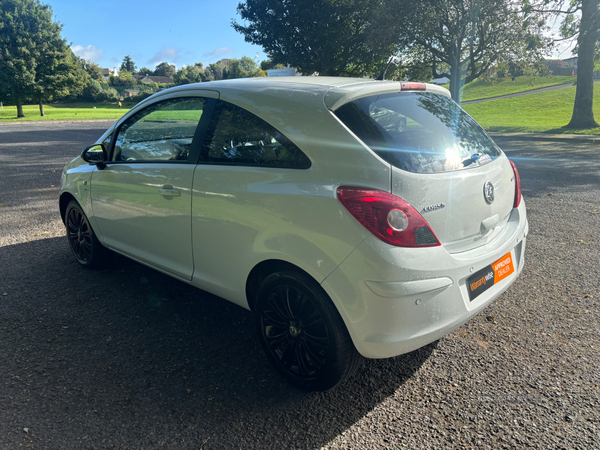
[1, 122, 599, 449]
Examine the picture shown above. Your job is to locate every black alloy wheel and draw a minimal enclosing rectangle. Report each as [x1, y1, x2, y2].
[255, 271, 362, 391]
[65, 201, 105, 268]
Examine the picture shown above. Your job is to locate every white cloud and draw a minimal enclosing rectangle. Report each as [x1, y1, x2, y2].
[203, 47, 234, 60]
[71, 45, 104, 62]
[148, 47, 183, 66]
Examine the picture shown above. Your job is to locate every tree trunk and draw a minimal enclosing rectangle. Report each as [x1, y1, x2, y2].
[449, 57, 463, 104]
[39, 99, 45, 117]
[16, 99, 24, 118]
[565, 0, 600, 129]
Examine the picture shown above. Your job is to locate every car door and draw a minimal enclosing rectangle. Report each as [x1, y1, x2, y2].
[90, 94, 217, 280]
[190, 100, 316, 304]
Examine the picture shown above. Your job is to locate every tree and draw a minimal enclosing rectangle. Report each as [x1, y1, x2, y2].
[561, 0, 600, 128]
[201, 58, 266, 81]
[0, 0, 77, 117]
[34, 48, 87, 116]
[110, 70, 136, 88]
[82, 78, 103, 101]
[95, 87, 119, 103]
[228, 56, 262, 78]
[526, 0, 600, 128]
[174, 63, 206, 85]
[120, 55, 137, 73]
[232, 0, 403, 76]
[379, 55, 433, 82]
[79, 58, 104, 81]
[153, 62, 176, 77]
[205, 59, 233, 81]
[138, 67, 154, 76]
[73, 56, 104, 82]
[260, 59, 286, 71]
[400, 0, 547, 102]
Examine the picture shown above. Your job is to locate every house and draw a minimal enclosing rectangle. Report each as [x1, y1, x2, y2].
[544, 57, 599, 78]
[132, 75, 174, 84]
[101, 67, 118, 81]
[122, 90, 141, 98]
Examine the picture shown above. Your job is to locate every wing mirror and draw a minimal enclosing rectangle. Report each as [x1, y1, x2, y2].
[82, 144, 107, 169]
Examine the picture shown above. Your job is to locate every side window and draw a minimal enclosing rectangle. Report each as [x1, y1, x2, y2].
[112, 97, 206, 162]
[202, 101, 310, 168]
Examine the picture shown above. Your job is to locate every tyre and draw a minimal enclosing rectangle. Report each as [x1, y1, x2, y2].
[65, 201, 106, 269]
[254, 270, 362, 391]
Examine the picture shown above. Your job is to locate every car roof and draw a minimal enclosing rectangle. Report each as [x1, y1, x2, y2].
[161, 77, 451, 111]
[183, 76, 385, 89]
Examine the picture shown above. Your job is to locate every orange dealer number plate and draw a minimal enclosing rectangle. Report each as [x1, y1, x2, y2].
[467, 252, 515, 301]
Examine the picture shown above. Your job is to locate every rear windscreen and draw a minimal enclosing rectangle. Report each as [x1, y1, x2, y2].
[334, 92, 501, 174]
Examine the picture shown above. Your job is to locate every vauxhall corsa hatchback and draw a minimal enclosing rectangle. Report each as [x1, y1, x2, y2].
[60, 77, 528, 390]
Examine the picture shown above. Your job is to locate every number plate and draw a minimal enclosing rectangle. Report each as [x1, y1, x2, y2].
[467, 252, 515, 301]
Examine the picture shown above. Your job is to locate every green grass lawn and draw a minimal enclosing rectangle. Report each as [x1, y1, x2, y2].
[463, 83, 600, 134]
[459, 75, 576, 102]
[0, 103, 129, 121]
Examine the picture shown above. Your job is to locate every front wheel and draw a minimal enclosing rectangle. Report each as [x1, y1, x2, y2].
[254, 271, 362, 391]
[65, 201, 105, 269]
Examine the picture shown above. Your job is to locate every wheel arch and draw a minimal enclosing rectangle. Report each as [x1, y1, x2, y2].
[245, 259, 318, 311]
[59, 192, 77, 223]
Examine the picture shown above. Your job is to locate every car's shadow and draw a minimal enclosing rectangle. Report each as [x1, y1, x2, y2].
[0, 236, 435, 449]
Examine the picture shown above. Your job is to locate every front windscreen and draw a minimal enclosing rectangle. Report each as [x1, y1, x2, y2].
[334, 92, 501, 174]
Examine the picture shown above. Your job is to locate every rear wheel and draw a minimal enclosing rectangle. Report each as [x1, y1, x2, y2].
[254, 271, 362, 391]
[65, 201, 105, 269]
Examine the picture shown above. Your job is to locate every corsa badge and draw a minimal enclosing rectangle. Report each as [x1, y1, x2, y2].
[483, 181, 494, 204]
[423, 203, 445, 213]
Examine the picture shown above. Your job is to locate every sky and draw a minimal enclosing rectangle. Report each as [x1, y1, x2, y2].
[49, 0, 267, 70]
[50, 0, 575, 73]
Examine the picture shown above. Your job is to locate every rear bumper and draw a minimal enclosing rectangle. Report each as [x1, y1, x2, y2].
[321, 201, 528, 359]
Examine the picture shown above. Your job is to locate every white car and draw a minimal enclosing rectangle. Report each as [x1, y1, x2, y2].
[60, 77, 528, 390]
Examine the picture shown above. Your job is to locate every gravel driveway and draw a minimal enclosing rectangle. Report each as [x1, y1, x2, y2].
[1, 122, 599, 449]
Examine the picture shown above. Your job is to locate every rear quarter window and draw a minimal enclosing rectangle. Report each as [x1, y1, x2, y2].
[334, 92, 501, 174]
[201, 100, 311, 169]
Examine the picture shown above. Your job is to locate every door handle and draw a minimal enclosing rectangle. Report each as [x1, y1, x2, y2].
[158, 187, 181, 197]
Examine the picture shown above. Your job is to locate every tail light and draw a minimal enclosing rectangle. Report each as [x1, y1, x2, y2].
[401, 82, 426, 91]
[509, 161, 522, 208]
[337, 187, 440, 247]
